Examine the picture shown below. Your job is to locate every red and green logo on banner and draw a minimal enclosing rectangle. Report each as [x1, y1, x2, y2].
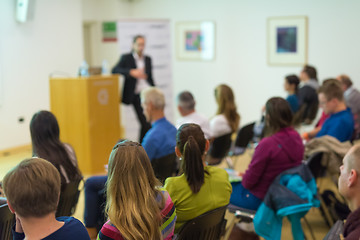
[102, 22, 117, 42]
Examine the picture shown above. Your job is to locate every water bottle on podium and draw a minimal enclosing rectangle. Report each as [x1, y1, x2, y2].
[79, 60, 89, 77]
[101, 60, 109, 75]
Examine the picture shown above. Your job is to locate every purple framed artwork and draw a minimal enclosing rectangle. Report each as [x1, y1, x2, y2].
[268, 16, 307, 65]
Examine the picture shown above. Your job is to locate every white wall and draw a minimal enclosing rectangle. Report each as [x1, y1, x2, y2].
[2, 0, 360, 150]
[0, 0, 83, 150]
[82, 0, 360, 128]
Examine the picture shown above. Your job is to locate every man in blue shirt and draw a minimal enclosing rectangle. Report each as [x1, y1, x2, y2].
[141, 87, 177, 160]
[316, 79, 354, 142]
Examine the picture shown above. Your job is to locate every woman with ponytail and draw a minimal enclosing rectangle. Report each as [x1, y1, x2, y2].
[97, 140, 176, 240]
[164, 123, 232, 232]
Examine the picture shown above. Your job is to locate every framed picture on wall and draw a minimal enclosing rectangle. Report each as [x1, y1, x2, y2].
[176, 21, 215, 61]
[267, 16, 308, 66]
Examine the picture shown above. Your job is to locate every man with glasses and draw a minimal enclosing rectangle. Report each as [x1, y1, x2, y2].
[316, 79, 354, 142]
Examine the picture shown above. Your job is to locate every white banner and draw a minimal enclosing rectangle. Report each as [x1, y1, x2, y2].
[116, 19, 173, 141]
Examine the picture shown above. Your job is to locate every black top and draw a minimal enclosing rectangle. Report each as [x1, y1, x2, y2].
[112, 53, 154, 104]
[297, 85, 319, 123]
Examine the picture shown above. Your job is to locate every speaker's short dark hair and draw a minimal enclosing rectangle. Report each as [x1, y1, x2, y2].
[133, 35, 145, 43]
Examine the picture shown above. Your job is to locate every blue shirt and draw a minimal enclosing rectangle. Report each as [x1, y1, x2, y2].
[13, 216, 90, 240]
[286, 94, 299, 113]
[142, 117, 177, 160]
[316, 108, 354, 142]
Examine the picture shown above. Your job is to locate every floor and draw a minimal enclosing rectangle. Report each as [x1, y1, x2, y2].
[0, 148, 86, 223]
[0, 147, 332, 239]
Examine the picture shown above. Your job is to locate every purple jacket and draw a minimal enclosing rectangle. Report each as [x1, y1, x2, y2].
[242, 127, 304, 199]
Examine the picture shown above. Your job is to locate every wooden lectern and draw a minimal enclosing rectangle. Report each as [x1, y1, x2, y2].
[50, 75, 122, 175]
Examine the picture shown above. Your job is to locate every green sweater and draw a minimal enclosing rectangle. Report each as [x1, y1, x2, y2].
[164, 166, 232, 232]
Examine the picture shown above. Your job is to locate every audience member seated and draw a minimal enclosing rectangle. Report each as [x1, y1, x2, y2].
[84, 87, 176, 235]
[141, 87, 177, 161]
[337, 74, 360, 139]
[207, 84, 240, 164]
[97, 141, 176, 240]
[301, 78, 338, 141]
[209, 84, 240, 138]
[298, 65, 319, 124]
[230, 97, 303, 210]
[176, 91, 211, 139]
[2, 158, 90, 240]
[302, 111, 330, 141]
[164, 123, 232, 232]
[30, 110, 82, 188]
[324, 145, 360, 239]
[284, 74, 300, 113]
[316, 79, 354, 142]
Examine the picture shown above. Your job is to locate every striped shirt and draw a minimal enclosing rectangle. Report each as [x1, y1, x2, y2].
[97, 190, 176, 240]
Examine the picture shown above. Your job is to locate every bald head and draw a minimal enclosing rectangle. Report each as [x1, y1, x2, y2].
[345, 145, 360, 172]
[339, 145, 360, 210]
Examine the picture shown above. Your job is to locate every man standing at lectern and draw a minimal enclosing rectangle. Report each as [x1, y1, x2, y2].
[112, 35, 154, 142]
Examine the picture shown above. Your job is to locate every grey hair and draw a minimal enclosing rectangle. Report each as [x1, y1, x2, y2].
[177, 91, 195, 110]
[141, 87, 165, 110]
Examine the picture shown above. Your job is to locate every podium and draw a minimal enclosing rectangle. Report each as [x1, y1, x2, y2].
[50, 75, 122, 175]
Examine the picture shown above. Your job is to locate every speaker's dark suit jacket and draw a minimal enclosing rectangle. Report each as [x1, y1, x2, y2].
[112, 53, 154, 104]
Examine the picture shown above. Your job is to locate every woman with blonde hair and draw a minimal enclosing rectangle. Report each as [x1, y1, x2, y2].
[210, 84, 240, 137]
[207, 84, 240, 164]
[97, 141, 176, 240]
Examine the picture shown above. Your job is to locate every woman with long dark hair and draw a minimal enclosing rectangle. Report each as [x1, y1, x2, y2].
[164, 123, 232, 232]
[230, 97, 304, 210]
[30, 110, 82, 187]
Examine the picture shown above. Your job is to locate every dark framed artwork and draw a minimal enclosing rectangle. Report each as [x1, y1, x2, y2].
[268, 16, 308, 66]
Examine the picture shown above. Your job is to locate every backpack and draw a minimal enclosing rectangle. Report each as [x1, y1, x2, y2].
[321, 190, 350, 227]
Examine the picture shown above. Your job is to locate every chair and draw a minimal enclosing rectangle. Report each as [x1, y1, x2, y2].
[306, 152, 325, 180]
[151, 152, 177, 184]
[227, 122, 255, 168]
[0, 203, 15, 240]
[56, 178, 82, 217]
[305, 151, 336, 228]
[229, 122, 255, 156]
[176, 205, 228, 240]
[207, 133, 232, 165]
[228, 164, 318, 240]
[228, 204, 256, 223]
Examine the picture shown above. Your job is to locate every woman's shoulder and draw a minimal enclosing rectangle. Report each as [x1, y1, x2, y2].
[159, 189, 170, 200]
[98, 220, 124, 240]
[209, 114, 232, 137]
[205, 166, 229, 179]
[210, 114, 227, 123]
[164, 175, 186, 190]
[206, 165, 226, 173]
[257, 135, 276, 146]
